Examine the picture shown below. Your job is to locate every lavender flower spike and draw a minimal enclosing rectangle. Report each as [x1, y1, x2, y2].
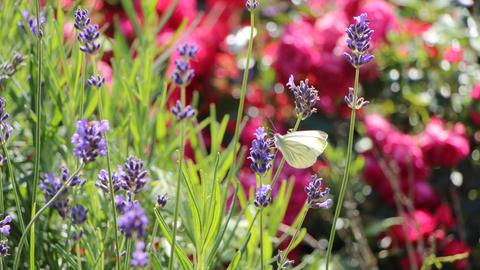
[171, 100, 196, 121]
[177, 43, 199, 59]
[118, 201, 148, 239]
[0, 240, 8, 257]
[74, 7, 90, 31]
[304, 175, 332, 209]
[344, 87, 369, 110]
[131, 241, 148, 268]
[246, 0, 258, 10]
[77, 24, 100, 54]
[39, 167, 85, 218]
[156, 194, 168, 209]
[0, 97, 13, 144]
[71, 205, 88, 225]
[254, 184, 272, 208]
[19, 10, 45, 37]
[0, 215, 12, 236]
[71, 119, 109, 163]
[119, 156, 149, 194]
[95, 169, 121, 193]
[343, 13, 374, 67]
[286, 75, 319, 120]
[172, 43, 198, 86]
[87, 74, 105, 88]
[248, 127, 273, 174]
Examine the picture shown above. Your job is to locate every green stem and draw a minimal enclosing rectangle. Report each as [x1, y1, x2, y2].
[76, 241, 83, 270]
[228, 11, 255, 183]
[2, 145, 26, 233]
[0, 156, 4, 213]
[30, 0, 43, 268]
[259, 207, 264, 270]
[124, 239, 132, 270]
[97, 79, 120, 270]
[259, 174, 264, 270]
[270, 116, 302, 189]
[278, 204, 308, 267]
[325, 67, 360, 270]
[169, 98, 187, 270]
[13, 165, 84, 270]
[79, 54, 87, 119]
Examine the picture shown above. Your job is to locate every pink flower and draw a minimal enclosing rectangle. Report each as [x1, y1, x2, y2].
[156, 0, 197, 30]
[443, 46, 464, 63]
[364, 114, 394, 146]
[383, 132, 429, 180]
[469, 83, 480, 126]
[419, 118, 470, 167]
[389, 210, 437, 245]
[274, 20, 320, 83]
[359, 0, 397, 47]
[441, 240, 470, 269]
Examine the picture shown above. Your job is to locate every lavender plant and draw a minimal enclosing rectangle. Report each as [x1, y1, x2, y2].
[325, 13, 373, 270]
[0, 1, 426, 269]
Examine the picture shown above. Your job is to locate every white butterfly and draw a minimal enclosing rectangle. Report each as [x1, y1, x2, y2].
[274, 130, 328, 169]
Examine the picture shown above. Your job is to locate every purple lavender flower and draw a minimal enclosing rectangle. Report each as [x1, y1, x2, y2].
[74, 7, 90, 31]
[171, 100, 196, 121]
[304, 175, 332, 209]
[246, 0, 258, 10]
[248, 127, 273, 174]
[156, 194, 167, 209]
[0, 97, 13, 144]
[0, 240, 8, 257]
[118, 156, 149, 194]
[19, 10, 45, 36]
[0, 155, 6, 166]
[77, 24, 100, 54]
[86, 74, 105, 88]
[343, 13, 374, 67]
[71, 119, 109, 163]
[95, 169, 121, 193]
[344, 87, 369, 110]
[39, 167, 85, 218]
[118, 201, 148, 239]
[0, 53, 26, 86]
[72, 230, 84, 241]
[276, 251, 294, 269]
[172, 44, 198, 86]
[254, 184, 272, 208]
[177, 44, 199, 59]
[286, 75, 319, 120]
[131, 241, 148, 268]
[71, 205, 88, 225]
[0, 215, 12, 236]
[115, 194, 129, 213]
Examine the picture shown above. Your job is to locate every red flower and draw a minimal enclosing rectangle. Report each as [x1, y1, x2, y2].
[419, 117, 470, 167]
[441, 240, 470, 269]
[434, 204, 457, 229]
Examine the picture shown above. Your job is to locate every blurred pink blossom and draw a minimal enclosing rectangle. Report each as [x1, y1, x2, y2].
[419, 117, 470, 167]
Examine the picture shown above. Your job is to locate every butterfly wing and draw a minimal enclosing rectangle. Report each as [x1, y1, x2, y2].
[282, 131, 328, 156]
[280, 140, 318, 168]
[275, 131, 328, 169]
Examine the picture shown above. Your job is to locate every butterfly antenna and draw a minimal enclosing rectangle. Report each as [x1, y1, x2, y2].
[267, 117, 278, 134]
